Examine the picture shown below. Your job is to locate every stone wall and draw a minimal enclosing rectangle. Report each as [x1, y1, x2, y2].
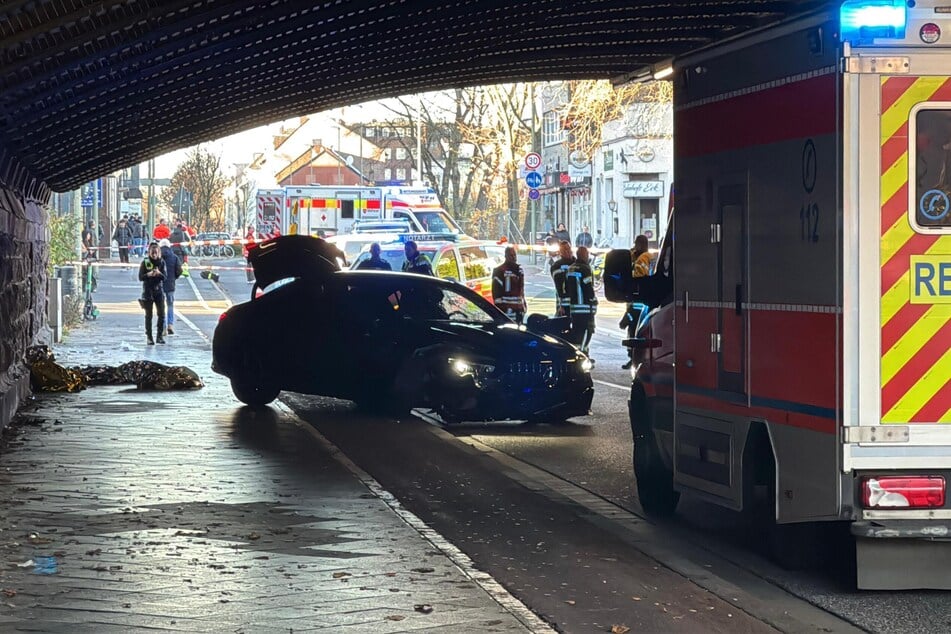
[0, 181, 48, 429]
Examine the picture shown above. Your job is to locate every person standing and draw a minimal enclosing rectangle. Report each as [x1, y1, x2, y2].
[356, 243, 392, 270]
[491, 246, 527, 323]
[169, 220, 190, 261]
[402, 240, 433, 276]
[565, 246, 598, 355]
[243, 225, 256, 283]
[554, 222, 571, 245]
[575, 225, 593, 248]
[549, 240, 575, 317]
[620, 234, 653, 369]
[158, 239, 183, 335]
[138, 241, 167, 345]
[112, 217, 133, 265]
[153, 218, 171, 241]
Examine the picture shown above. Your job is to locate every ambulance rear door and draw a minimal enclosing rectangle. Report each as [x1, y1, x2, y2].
[845, 11, 951, 473]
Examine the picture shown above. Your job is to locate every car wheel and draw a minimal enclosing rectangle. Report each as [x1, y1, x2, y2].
[231, 380, 279, 408]
[630, 386, 679, 517]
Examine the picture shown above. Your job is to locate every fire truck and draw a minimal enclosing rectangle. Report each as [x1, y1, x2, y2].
[253, 185, 464, 238]
[606, 0, 951, 589]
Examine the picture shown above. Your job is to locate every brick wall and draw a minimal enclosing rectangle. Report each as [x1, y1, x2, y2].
[0, 181, 48, 429]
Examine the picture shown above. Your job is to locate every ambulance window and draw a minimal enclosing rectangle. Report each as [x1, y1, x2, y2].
[340, 200, 354, 219]
[434, 250, 461, 281]
[914, 109, 951, 229]
[262, 201, 277, 222]
[459, 246, 491, 281]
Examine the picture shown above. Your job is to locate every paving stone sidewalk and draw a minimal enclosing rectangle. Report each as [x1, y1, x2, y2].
[0, 281, 540, 633]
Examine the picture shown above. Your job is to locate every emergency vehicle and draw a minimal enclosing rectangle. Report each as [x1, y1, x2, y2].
[608, 0, 951, 590]
[254, 186, 464, 238]
[350, 233, 496, 300]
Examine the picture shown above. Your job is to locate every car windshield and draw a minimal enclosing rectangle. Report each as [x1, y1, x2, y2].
[415, 211, 461, 234]
[338, 276, 503, 324]
[351, 247, 438, 272]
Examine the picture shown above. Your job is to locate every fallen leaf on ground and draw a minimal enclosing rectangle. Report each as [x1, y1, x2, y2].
[411, 567, 435, 573]
[414, 604, 433, 614]
[246, 532, 261, 540]
[385, 615, 405, 621]
[332, 572, 351, 579]
[611, 626, 631, 634]
[565, 600, 576, 606]
[2, 589, 16, 597]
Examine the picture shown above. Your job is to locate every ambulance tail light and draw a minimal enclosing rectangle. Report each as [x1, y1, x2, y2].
[861, 476, 945, 509]
[840, 0, 907, 43]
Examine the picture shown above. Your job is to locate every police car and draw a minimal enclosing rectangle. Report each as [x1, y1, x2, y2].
[350, 233, 496, 300]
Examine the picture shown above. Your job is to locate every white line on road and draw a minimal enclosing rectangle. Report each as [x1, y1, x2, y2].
[594, 379, 629, 391]
[186, 273, 213, 312]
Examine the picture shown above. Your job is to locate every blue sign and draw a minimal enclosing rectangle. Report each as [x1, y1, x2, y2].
[80, 179, 103, 207]
[919, 189, 950, 221]
[525, 171, 542, 188]
[528, 188, 540, 200]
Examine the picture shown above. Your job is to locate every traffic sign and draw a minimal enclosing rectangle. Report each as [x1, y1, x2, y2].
[525, 171, 542, 188]
[528, 188, 540, 200]
[524, 152, 542, 170]
[559, 173, 570, 185]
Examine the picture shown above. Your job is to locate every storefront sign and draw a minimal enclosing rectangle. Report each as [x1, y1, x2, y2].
[623, 180, 664, 198]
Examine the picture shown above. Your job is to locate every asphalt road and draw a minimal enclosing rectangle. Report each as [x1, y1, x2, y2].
[159, 253, 951, 634]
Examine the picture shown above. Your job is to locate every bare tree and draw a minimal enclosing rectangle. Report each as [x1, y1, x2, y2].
[562, 80, 673, 159]
[161, 146, 228, 231]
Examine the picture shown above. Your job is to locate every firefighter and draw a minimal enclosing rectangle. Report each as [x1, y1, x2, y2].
[491, 246, 527, 323]
[549, 240, 575, 317]
[402, 240, 433, 276]
[621, 234, 652, 369]
[356, 243, 393, 271]
[566, 246, 597, 356]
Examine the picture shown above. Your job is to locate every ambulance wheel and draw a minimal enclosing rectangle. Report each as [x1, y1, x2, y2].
[743, 432, 819, 569]
[630, 385, 679, 517]
[231, 380, 279, 408]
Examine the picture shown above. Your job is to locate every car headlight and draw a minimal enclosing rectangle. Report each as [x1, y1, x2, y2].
[448, 357, 495, 387]
[580, 358, 593, 373]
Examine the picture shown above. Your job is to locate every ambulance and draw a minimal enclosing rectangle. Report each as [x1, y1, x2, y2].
[608, 0, 951, 589]
[254, 185, 464, 238]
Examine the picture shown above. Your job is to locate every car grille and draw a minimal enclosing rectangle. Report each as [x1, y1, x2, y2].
[501, 360, 575, 390]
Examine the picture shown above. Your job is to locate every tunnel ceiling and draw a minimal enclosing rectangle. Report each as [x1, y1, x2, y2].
[0, 0, 828, 194]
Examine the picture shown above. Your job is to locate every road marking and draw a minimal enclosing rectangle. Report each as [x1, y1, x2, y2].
[594, 379, 629, 391]
[272, 400, 555, 634]
[176, 312, 210, 344]
[185, 273, 214, 312]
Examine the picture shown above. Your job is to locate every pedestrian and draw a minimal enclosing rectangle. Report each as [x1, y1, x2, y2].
[632, 234, 652, 278]
[138, 241, 167, 345]
[159, 238, 183, 335]
[549, 240, 575, 317]
[112, 217, 133, 264]
[491, 246, 527, 323]
[575, 225, 593, 248]
[402, 240, 433, 276]
[81, 221, 99, 291]
[620, 234, 653, 369]
[356, 243, 392, 270]
[243, 225, 256, 284]
[130, 215, 145, 257]
[554, 222, 571, 245]
[169, 220, 190, 261]
[153, 218, 171, 241]
[566, 246, 597, 356]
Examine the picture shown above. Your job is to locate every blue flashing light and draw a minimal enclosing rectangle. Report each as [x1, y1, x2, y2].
[840, 0, 907, 43]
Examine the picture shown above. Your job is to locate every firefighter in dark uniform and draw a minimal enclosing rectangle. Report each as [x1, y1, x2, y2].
[549, 240, 575, 317]
[565, 246, 597, 355]
[491, 246, 527, 323]
[402, 240, 434, 276]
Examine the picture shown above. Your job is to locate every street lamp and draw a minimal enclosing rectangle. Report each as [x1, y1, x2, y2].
[608, 199, 618, 236]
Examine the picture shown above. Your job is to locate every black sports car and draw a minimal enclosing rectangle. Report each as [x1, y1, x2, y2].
[212, 236, 593, 423]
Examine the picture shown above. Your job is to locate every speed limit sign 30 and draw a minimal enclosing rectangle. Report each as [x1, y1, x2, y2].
[524, 152, 542, 170]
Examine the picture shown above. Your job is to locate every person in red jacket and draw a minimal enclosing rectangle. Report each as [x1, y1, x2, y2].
[153, 218, 171, 240]
[243, 225, 256, 283]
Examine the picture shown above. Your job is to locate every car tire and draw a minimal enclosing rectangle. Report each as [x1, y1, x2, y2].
[231, 380, 279, 408]
[630, 385, 679, 517]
